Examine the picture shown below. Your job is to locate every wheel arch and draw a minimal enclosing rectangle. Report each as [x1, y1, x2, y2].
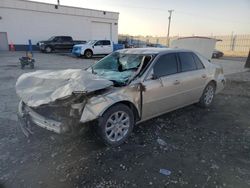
[102, 101, 140, 122]
[84, 48, 93, 54]
[208, 80, 217, 90]
[45, 45, 53, 50]
[80, 99, 140, 124]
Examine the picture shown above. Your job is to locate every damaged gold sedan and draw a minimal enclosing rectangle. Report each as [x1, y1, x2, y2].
[16, 48, 225, 146]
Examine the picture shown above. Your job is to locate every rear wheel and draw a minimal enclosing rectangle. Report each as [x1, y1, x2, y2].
[30, 62, 34, 69]
[84, 50, 93, 59]
[21, 63, 25, 69]
[97, 104, 134, 146]
[198, 82, 216, 108]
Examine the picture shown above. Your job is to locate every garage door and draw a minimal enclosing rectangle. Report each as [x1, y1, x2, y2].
[91, 22, 112, 40]
[0, 32, 8, 51]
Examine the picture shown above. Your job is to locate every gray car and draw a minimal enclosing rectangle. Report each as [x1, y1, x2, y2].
[17, 48, 226, 146]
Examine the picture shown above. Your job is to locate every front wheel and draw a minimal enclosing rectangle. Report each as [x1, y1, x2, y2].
[30, 62, 34, 69]
[97, 104, 134, 146]
[45, 46, 52, 53]
[84, 50, 93, 59]
[198, 82, 216, 108]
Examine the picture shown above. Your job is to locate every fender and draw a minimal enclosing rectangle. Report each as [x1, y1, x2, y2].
[83, 48, 93, 54]
[79, 84, 142, 123]
[78, 44, 93, 55]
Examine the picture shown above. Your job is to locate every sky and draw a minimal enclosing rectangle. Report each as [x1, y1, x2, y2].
[30, 0, 250, 37]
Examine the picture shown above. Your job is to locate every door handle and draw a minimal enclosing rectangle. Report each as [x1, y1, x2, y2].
[173, 80, 180, 85]
[202, 74, 207, 78]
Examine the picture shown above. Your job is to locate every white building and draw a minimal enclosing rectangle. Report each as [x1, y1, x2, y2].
[0, 0, 119, 50]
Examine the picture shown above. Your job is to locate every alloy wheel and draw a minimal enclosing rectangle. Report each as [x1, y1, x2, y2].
[105, 111, 130, 142]
[204, 85, 214, 105]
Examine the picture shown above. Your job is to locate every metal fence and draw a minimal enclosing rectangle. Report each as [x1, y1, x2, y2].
[119, 34, 250, 55]
[213, 34, 250, 52]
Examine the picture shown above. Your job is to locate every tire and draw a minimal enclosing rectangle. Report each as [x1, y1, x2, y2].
[84, 50, 93, 59]
[45, 46, 52, 53]
[198, 82, 216, 108]
[97, 104, 134, 146]
[30, 63, 34, 69]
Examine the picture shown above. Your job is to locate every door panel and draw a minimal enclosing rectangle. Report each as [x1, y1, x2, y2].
[91, 22, 112, 40]
[142, 74, 184, 119]
[0, 32, 8, 51]
[176, 69, 208, 104]
[142, 53, 181, 119]
[62, 37, 73, 50]
[103, 40, 112, 54]
[177, 52, 208, 103]
[54, 37, 62, 50]
[94, 41, 104, 54]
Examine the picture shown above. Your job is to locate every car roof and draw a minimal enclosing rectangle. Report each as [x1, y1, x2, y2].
[53, 36, 71, 38]
[117, 47, 194, 55]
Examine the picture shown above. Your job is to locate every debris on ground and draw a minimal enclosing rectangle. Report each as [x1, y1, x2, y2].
[159, 169, 172, 176]
[157, 138, 167, 146]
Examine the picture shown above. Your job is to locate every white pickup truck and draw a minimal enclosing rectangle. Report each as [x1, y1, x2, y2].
[72, 40, 113, 58]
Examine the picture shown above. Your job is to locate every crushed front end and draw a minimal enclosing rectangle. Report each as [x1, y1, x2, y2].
[15, 69, 114, 136]
[17, 93, 87, 137]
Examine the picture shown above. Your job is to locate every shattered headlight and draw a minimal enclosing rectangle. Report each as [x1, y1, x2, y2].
[70, 102, 86, 117]
[68, 93, 87, 118]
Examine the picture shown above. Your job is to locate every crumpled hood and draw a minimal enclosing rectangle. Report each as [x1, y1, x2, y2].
[16, 69, 113, 107]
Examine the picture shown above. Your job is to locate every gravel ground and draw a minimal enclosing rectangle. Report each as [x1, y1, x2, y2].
[0, 52, 249, 188]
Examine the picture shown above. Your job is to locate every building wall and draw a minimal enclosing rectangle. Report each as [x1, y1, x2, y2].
[0, 0, 119, 50]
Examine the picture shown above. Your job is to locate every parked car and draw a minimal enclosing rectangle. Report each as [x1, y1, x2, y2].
[37, 36, 86, 53]
[16, 48, 225, 146]
[212, 50, 224, 58]
[147, 43, 167, 48]
[72, 40, 113, 58]
[118, 40, 135, 48]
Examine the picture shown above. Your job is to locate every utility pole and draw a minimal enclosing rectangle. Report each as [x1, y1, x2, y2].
[55, 0, 60, 9]
[167, 10, 174, 47]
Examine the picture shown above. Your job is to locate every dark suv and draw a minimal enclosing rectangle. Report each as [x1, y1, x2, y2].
[37, 36, 86, 53]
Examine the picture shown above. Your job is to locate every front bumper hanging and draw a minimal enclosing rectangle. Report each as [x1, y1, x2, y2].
[17, 101, 66, 136]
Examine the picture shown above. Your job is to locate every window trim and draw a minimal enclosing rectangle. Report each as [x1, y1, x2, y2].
[178, 52, 199, 73]
[103, 40, 111, 46]
[145, 52, 179, 80]
[192, 53, 205, 70]
[94, 40, 103, 46]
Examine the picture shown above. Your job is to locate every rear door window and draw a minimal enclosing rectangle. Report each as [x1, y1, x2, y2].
[179, 52, 197, 72]
[153, 53, 178, 78]
[192, 53, 205, 69]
